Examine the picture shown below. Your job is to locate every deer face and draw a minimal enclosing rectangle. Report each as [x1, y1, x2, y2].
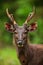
[5, 7, 37, 47]
[13, 25, 28, 47]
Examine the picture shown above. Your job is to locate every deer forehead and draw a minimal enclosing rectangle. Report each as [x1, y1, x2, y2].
[15, 26, 26, 33]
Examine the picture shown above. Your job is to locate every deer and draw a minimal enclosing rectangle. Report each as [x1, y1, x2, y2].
[5, 7, 43, 65]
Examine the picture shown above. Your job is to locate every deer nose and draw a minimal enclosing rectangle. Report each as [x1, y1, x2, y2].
[17, 40, 24, 47]
[17, 40, 22, 45]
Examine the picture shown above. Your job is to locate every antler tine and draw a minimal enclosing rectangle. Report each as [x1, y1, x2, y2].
[24, 7, 36, 24]
[6, 8, 16, 24]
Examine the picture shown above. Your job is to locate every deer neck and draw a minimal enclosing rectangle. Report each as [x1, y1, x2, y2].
[18, 42, 28, 65]
[17, 41, 33, 65]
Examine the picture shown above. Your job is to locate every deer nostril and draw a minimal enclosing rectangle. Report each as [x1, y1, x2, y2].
[19, 43, 22, 45]
[18, 41, 22, 45]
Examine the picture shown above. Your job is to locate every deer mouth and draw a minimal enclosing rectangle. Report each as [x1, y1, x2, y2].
[18, 44, 24, 47]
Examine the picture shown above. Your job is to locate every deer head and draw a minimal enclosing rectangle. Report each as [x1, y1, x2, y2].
[5, 7, 37, 48]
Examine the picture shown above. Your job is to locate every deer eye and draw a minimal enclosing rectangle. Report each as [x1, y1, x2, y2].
[24, 31, 27, 34]
[14, 31, 18, 34]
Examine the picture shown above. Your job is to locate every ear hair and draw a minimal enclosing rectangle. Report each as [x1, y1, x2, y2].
[5, 22, 15, 33]
[27, 22, 37, 31]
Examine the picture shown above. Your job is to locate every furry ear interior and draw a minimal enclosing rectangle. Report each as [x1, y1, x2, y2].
[5, 22, 14, 33]
[27, 22, 37, 31]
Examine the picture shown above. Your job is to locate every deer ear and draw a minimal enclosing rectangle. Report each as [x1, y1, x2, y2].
[27, 22, 37, 31]
[5, 22, 14, 33]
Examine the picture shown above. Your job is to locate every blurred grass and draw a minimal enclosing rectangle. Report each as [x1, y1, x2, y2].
[0, 47, 20, 65]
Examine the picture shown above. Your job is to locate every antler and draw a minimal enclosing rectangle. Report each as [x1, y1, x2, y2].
[24, 7, 36, 24]
[6, 8, 16, 24]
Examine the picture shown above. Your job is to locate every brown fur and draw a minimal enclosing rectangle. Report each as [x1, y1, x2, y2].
[15, 43, 43, 65]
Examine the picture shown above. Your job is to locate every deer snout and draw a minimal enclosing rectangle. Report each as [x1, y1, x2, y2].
[17, 40, 23, 47]
[17, 40, 22, 45]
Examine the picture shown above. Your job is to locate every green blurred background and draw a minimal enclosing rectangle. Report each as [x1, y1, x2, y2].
[0, 0, 43, 65]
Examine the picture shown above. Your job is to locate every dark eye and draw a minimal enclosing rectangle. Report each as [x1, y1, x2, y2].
[16, 37, 18, 40]
[24, 31, 27, 34]
[14, 31, 18, 34]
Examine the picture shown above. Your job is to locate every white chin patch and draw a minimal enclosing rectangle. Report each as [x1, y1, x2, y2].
[18, 45, 24, 47]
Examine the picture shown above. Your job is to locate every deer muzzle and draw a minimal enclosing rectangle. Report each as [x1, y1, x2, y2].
[17, 40, 24, 47]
